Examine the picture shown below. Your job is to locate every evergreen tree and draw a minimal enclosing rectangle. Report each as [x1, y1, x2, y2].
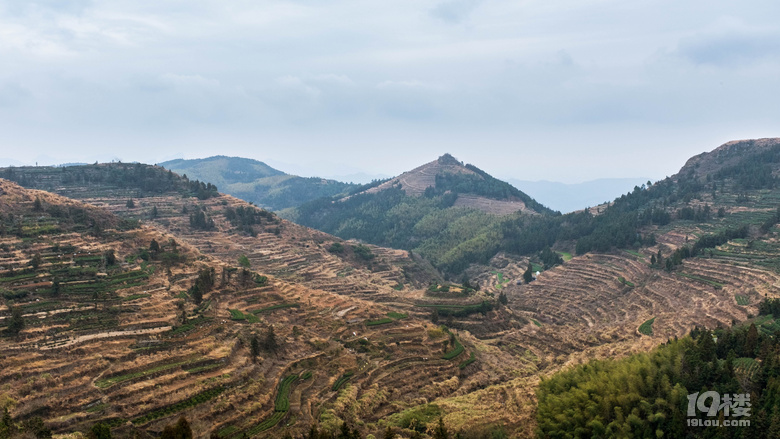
[250, 334, 260, 362]
[7, 306, 24, 335]
[89, 422, 112, 439]
[431, 418, 449, 439]
[161, 417, 193, 439]
[51, 278, 60, 297]
[0, 407, 13, 439]
[523, 263, 533, 284]
[262, 325, 279, 354]
[126, 199, 135, 208]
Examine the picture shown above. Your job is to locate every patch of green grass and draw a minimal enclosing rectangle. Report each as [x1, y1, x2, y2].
[558, 252, 573, 261]
[366, 318, 394, 326]
[735, 295, 750, 306]
[617, 277, 635, 288]
[625, 250, 645, 260]
[639, 317, 655, 336]
[85, 403, 108, 413]
[245, 313, 260, 323]
[228, 309, 245, 320]
[531, 318, 542, 327]
[675, 272, 724, 289]
[490, 271, 510, 290]
[387, 311, 408, 320]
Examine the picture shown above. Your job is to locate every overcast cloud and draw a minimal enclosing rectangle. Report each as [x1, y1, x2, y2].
[0, 0, 778, 182]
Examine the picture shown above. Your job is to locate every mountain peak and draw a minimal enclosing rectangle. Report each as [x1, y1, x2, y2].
[437, 153, 462, 166]
[678, 138, 780, 179]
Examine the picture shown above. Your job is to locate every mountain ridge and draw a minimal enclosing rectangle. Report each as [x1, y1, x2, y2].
[159, 156, 358, 211]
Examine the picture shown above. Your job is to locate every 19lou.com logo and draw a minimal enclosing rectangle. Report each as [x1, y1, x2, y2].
[687, 391, 751, 427]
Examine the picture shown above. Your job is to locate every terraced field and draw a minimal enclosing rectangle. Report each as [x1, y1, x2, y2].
[5, 153, 780, 438]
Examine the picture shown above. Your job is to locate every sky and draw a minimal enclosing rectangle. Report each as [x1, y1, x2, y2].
[1, 0, 779, 183]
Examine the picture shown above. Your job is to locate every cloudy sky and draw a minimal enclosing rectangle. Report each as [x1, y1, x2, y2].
[1, 0, 778, 183]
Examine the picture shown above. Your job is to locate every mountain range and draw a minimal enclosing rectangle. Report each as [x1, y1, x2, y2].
[1, 138, 780, 438]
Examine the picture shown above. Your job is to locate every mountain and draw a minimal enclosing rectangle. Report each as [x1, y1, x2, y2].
[159, 156, 358, 211]
[289, 154, 556, 274]
[3, 139, 780, 438]
[508, 177, 652, 213]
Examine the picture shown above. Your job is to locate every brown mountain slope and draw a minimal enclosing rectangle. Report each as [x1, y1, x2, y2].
[348, 154, 537, 215]
[678, 137, 780, 177]
[4, 140, 780, 438]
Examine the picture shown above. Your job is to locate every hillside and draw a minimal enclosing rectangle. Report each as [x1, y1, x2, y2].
[289, 154, 556, 274]
[158, 156, 357, 211]
[3, 139, 780, 438]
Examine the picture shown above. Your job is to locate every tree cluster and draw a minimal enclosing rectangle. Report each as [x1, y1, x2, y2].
[537, 306, 780, 438]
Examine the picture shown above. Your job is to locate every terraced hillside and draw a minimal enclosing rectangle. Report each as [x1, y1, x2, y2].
[5, 138, 780, 438]
[0, 179, 530, 438]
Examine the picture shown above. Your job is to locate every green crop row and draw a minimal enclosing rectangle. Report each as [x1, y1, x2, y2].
[442, 337, 464, 360]
[132, 386, 225, 425]
[246, 411, 287, 435]
[639, 317, 655, 336]
[229, 309, 245, 320]
[95, 360, 191, 388]
[332, 371, 354, 391]
[275, 374, 298, 412]
[458, 352, 477, 369]
[365, 318, 393, 326]
[386, 311, 408, 319]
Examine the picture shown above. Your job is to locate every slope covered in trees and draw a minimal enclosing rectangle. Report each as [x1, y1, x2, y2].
[537, 308, 780, 437]
[159, 156, 358, 211]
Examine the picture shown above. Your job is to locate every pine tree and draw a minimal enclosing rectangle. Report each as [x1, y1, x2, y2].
[262, 325, 279, 354]
[7, 306, 24, 335]
[126, 199, 135, 208]
[523, 263, 533, 283]
[431, 418, 449, 439]
[250, 334, 260, 362]
[89, 422, 112, 439]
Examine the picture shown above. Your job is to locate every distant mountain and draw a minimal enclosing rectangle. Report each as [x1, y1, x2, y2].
[290, 154, 555, 273]
[159, 156, 358, 211]
[508, 178, 652, 214]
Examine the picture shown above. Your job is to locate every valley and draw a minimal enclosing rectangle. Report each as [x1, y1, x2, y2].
[2, 138, 780, 438]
